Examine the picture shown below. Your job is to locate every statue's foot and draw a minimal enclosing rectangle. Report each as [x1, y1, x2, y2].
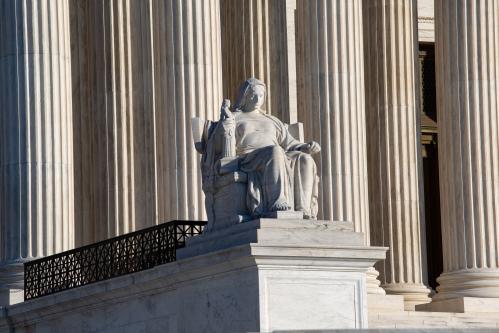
[270, 201, 291, 212]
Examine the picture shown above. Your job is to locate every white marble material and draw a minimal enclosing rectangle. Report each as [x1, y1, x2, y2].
[70, 0, 224, 244]
[370, 310, 499, 329]
[367, 294, 405, 313]
[0, 220, 387, 333]
[221, 0, 298, 123]
[0, 0, 74, 304]
[417, 0, 435, 42]
[296, 0, 369, 242]
[0, 263, 23, 305]
[417, 296, 499, 313]
[178, 219, 362, 259]
[70, 0, 152, 243]
[194, 78, 321, 229]
[150, 0, 224, 224]
[296, 0, 385, 296]
[363, 0, 431, 309]
[432, 0, 499, 302]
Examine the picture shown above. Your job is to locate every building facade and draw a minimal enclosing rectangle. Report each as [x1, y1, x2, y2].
[0, 0, 498, 315]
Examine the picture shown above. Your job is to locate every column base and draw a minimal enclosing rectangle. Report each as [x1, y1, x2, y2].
[433, 269, 499, 301]
[416, 297, 499, 313]
[366, 267, 386, 295]
[383, 283, 432, 310]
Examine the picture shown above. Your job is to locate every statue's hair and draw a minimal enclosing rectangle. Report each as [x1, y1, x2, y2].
[233, 78, 266, 111]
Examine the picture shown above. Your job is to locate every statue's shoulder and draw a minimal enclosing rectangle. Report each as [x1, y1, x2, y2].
[261, 112, 279, 121]
[261, 113, 287, 128]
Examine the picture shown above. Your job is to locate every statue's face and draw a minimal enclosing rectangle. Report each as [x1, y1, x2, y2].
[244, 85, 265, 111]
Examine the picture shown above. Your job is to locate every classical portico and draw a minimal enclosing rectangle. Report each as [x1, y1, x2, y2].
[1, 0, 499, 327]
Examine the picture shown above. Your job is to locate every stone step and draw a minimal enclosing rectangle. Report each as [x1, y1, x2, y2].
[369, 310, 499, 329]
[274, 328, 499, 333]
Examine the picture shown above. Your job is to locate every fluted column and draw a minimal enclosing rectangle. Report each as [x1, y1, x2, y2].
[71, 0, 158, 244]
[70, 0, 223, 242]
[153, 0, 223, 222]
[221, 0, 297, 123]
[433, 0, 499, 301]
[296, 0, 384, 294]
[363, 0, 431, 309]
[0, 0, 74, 304]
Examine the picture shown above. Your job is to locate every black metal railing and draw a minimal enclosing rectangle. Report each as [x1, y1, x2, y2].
[24, 220, 206, 301]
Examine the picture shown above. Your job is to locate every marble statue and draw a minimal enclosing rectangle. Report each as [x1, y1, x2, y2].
[193, 78, 320, 230]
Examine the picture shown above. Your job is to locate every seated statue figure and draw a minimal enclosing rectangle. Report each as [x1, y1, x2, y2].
[193, 78, 320, 231]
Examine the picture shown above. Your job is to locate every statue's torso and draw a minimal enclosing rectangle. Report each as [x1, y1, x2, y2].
[234, 111, 279, 154]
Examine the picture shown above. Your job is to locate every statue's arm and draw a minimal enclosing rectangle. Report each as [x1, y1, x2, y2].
[278, 121, 321, 155]
[297, 141, 321, 155]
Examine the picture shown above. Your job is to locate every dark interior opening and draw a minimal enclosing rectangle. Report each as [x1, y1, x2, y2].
[419, 43, 443, 291]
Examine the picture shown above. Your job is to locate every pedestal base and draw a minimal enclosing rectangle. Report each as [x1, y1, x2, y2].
[178, 218, 387, 331]
[0, 262, 24, 306]
[0, 289, 23, 307]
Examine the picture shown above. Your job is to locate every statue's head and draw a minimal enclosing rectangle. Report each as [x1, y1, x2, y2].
[234, 78, 266, 112]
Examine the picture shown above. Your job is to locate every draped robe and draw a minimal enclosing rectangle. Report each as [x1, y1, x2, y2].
[200, 110, 319, 220]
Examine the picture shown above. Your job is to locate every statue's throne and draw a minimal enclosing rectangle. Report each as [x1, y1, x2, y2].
[192, 118, 304, 230]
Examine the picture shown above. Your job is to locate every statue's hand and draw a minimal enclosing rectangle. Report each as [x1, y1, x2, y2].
[220, 99, 233, 120]
[299, 141, 321, 155]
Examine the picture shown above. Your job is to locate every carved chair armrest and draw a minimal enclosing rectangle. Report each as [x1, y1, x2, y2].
[287, 122, 304, 142]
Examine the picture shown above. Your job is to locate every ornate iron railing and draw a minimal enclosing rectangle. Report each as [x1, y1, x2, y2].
[24, 220, 206, 300]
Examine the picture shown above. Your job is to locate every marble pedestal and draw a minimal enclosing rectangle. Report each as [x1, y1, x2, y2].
[0, 219, 386, 333]
[0, 263, 24, 306]
[178, 218, 387, 331]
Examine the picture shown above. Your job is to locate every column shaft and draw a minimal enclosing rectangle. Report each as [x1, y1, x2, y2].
[71, 0, 159, 242]
[297, 0, 369, 240]
[296, 0, 383, 294]
[70, 0, 223, 242]
[153, 0, 223, 222]
[221, 0, 297, 123]
[0, 0, 74, 304]
[435, 0, 499, 300]
[363, 0, 431, 308]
